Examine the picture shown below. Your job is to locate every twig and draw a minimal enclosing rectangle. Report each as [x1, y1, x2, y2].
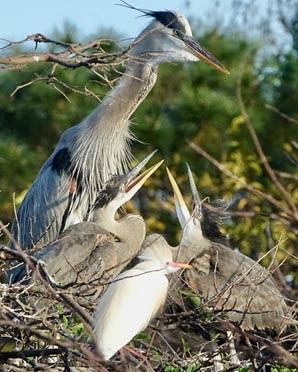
[189, 142, 287, 213]
[236, 68, 298, 218]
[265, 103, 298, 125]
[0, 347, 67, 362]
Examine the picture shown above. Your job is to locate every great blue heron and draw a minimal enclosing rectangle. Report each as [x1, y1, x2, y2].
[10, 7, 229, 250]
[6, 152, 163, 289]
[94, 233, 192, 361]
[166, 166, 292, 331]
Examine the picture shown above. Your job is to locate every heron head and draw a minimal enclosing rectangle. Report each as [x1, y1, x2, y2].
[140, 234, 192, 274]
[167, 165, 227, 244]
[93, 150, 163, 216]
[166, 165, 204, 241]
[128, 7, 229, 73]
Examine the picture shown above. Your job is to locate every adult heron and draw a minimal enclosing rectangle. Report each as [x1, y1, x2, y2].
[166, 166, 292, 331]
[94, 233, 192, 361]
[10, 7, 229, 250]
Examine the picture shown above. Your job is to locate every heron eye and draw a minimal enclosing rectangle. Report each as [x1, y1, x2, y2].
[173, 29, 183, 39]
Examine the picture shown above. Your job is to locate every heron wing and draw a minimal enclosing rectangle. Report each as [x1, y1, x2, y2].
[94, 267, 168, 360]
[10, 125, 89, 249]
[187, 242, 289, 330]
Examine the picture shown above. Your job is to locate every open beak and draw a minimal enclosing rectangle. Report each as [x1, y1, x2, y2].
[166, 167, 190, 228]
[182, 35, 230, 75]
[168, 261, 192, 269]
[124, 151, 164, 195]
[186, 163, 201, 206]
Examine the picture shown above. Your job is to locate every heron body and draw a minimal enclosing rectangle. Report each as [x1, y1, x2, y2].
[94, 233, 191, 360]
[10, 9, 228, 250]
[167, 167, 292, 331]
[185, 241, 289, 330]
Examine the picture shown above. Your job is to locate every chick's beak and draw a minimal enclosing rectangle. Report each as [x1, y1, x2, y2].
[123, 150, 163, 197]
[183, 35, 230, 75]
[125, 160, 164, 193]
[166, 167, 190, 228]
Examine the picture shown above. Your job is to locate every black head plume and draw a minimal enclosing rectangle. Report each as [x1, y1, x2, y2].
[117, 1, 187, 33]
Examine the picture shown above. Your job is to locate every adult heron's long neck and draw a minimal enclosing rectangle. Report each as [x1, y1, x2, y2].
[89, 61, 158, 131]
[72, 61, 158, 197]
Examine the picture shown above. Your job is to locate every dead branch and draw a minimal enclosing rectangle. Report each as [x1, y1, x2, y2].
[236, 67, 298, 218]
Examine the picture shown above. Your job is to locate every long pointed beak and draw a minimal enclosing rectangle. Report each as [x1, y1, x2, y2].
[125, 160, 164, 193]
[166, 167, 190, 228]
[183, 35, 230, 75]
[186, 163, 201, 206]
[124, 153, 164, 195]
[125, 150, 158, 186]
[186, 163, 202, 221]
[168, 261, 192, 269]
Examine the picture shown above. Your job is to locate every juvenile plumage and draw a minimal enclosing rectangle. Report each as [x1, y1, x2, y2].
[6, 152, 162, 287]
[167, 166, 293, 331]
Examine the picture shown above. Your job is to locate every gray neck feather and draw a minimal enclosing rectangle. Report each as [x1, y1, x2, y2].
[96, 212, 146, 253]
[69, 61, 158, 204]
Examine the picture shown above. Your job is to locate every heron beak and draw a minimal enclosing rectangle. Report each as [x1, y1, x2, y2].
[168, 261, 192, 269]
[185, 164, 203, 222]
[166, 167, 190, 228]
[125, 160, 164, 193]
[124, 151, 163, 194]
[182, 35, 230, 75]
[186, 163, 201, 206]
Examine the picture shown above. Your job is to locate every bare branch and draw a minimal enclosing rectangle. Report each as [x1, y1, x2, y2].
[236, 67, 298, 218]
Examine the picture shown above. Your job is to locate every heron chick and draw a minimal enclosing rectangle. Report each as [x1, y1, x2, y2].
[6, 151, 163, 286]
[94, 233, 191, 361]
[167, 166, 293, 331]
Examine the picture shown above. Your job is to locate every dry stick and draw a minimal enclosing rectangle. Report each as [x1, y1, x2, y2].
[218, 320, 298, 369]
[0, 33, 129, 69]
[265, 221, 291, 292]
[189, 142, 286, 213]
[236, 70, 298, 218]
[0, 347, 67, 362]
[265, 103, 298, 125]
[0, 222, 98, 359]
[272, 169, 298, 182]
[0, 319, 93, 361]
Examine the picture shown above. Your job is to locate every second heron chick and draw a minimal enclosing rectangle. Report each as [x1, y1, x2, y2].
[167, 166, 292, 331]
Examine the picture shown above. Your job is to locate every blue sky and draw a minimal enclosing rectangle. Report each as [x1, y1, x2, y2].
[0, 1, 292, 50]
[1, 1, 211, 41]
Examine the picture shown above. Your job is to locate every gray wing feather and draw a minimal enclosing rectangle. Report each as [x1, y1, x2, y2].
[10, 125, 88, 249]
[11, 159, 70, 249]
[187, 242, 290, 330]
